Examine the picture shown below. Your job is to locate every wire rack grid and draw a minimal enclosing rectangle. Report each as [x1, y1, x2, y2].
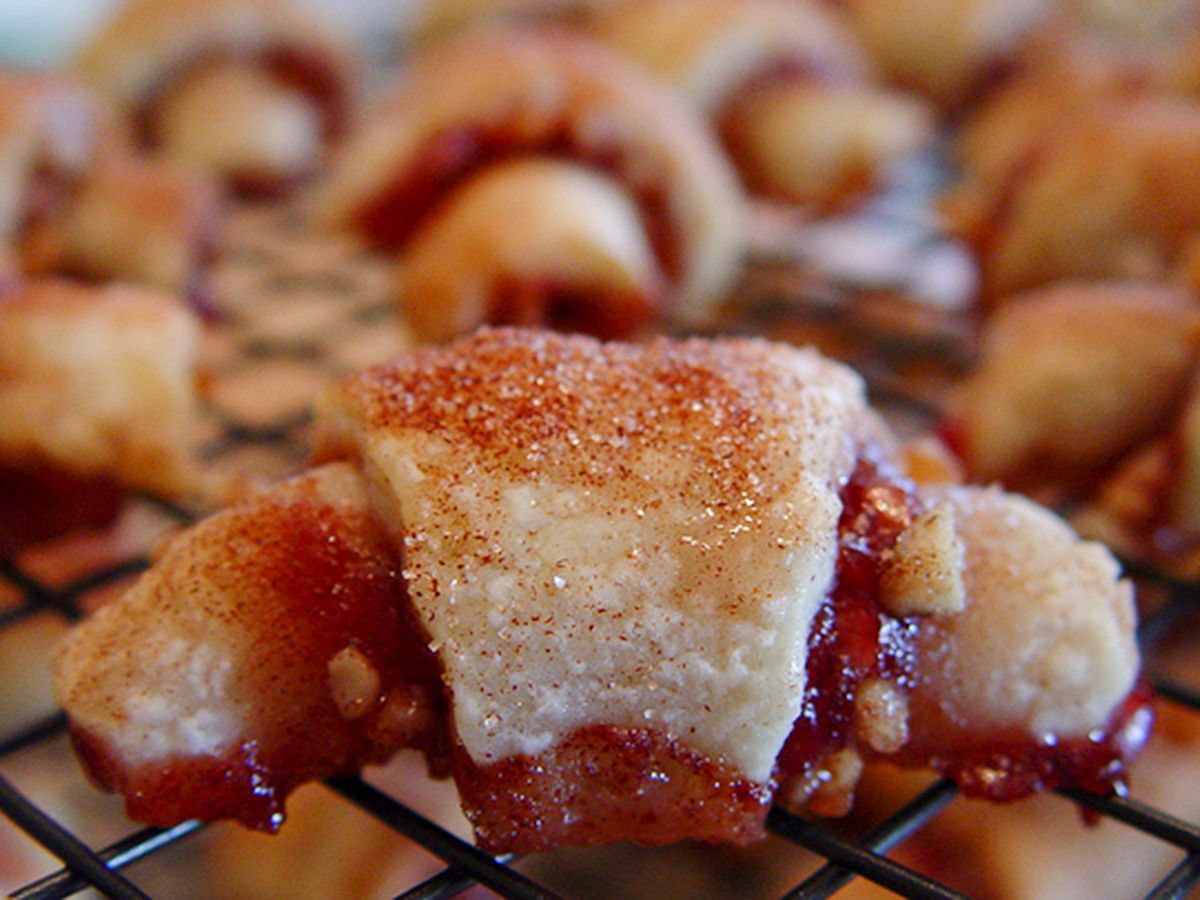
[0, 206, 1199, 899]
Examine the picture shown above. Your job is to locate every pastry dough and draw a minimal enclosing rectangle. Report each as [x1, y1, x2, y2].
[944, 282, 1200, 486]
[843, 0, 1052, 107]
[0, 71, 218, 298]
[597, 0, 932, 210]
[0, 72, 107, 250]
[25, 154, 220, 299]
[0, 280, 201, 552]
[944, 281, 1200, 575]
[55, 330, 1144, 852]
[77, 0, 357, 194]
[952, 98, 1200, 300]
[317, 27, 746, 341]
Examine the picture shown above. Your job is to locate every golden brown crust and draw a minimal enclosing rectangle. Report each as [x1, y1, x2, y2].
[596, 0, 866, 112]
[318, 27, 745, 336]
[409, 0, 611, 41]
[77, 0, 354, 108]
[0, 72, 112, 245]
[25, 155, 220, 295]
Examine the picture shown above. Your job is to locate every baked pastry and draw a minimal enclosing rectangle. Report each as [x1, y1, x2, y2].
[0, 72, 108, 260]
[841, 0, 1052, 109]
[0, 280, 201, 554]
[943, 281, 1200, 574]
[949, 97, 1200, 301]
[405, 0, 611, 42]
[596, 0, 933, 211]
[55, 329, 1146, 852]
[0, 70, 219, 300]
[24, 154, 220, 303]
[317, 28, 746, 342]
[77, 0, 357, 195]
[950, 36, 1137, 202]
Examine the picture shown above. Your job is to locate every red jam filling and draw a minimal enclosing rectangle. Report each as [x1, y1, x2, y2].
[487, 277, 663, 341]
[927, 679, 1154, 802]
[69, 500, 448, 831]
[450, 724, 773, 853]
[0, 462, 124, 557]
[349, 122, 683, 285]
[777, 451, 920, 779]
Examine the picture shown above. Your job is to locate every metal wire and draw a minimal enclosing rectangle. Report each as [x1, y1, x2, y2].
[1, 242, 1198, 897]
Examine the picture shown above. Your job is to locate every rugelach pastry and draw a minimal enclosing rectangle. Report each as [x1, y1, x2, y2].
[841, 0, 1052, 109]
[317, 27, 746, 343]
[947, 97, 1200, 301]
[56, 329, 1147, 853]
[0, 280, 201, 554]
[405, 0, 611, 42]
[596, 0, 933, 211]
[0, 70, 218, 300]
[943, 281, 1200, 576]
[77, 0, 358, 195]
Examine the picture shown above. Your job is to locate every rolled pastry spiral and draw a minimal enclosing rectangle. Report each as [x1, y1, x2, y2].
[0, 71, 218, 300]
[596, 0, 933, 211]
[77, 0, 358, 195]
[317, 27, 746, 343]
[55, 329, 1146, 853]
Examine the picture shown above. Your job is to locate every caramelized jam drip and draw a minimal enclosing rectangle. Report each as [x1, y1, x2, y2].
[350, 122, 683, 285]
[451, 724, 773, 853]
[776, 451, 920, 782]
[69, 499, 448, 831]
[0, 462, 124, 556]
[925, 680, 1153, 803]
[488, 277, 662, 341]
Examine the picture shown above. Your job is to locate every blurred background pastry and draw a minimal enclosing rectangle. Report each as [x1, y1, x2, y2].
[597, 0, 933, 213]
[77, 0, 359, 195]
[318, 26, 746, 342]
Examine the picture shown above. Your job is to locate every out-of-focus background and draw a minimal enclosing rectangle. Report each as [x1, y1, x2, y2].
[0, 1, 403, 64]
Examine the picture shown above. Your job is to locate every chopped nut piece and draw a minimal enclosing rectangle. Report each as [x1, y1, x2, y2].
[854, 677, 910, 755]
[807, 748, 865, 818]
[880, 504, 966, 617]
[903, 435, 964, 486]
[368, 684, 435, 748]
[327, 645, 381, 720]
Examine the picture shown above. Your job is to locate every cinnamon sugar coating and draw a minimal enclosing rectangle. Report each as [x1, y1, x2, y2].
[317, 328, 866, 783]
[54, 330, 1148, 846]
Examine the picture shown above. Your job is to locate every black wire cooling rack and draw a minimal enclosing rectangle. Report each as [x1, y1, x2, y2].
[2, 206, 1200, 899]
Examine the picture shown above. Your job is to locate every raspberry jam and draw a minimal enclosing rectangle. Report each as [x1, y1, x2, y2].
[0, 462, 124, 556]
[777, 452, 920, 779]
